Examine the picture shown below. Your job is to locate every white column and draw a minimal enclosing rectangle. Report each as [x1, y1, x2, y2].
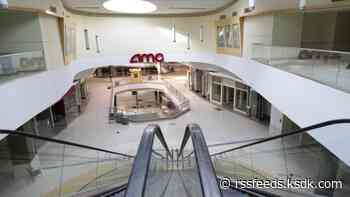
[269, 105, 284, 136]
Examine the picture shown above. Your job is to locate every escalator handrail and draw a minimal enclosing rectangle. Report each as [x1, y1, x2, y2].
[0, 129, 134, 158]
[124, 124, 173, 197]
[178, 124, 223, 197]
[211, 119, 350, 156]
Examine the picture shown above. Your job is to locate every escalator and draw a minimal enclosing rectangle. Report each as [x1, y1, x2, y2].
[107, 123, 262, 197]
[1, 119, 350, 197]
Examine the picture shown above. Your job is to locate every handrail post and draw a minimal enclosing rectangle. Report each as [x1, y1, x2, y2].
[166, 151, 169, 171]
[176, 149, 179, 169]
[171, 149, 174, 170]
[181, 151, 184, 169]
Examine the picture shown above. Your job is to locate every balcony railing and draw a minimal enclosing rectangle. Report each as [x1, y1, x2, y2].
[109, 79, 190, 123]
[0, 50, 46, 76]
[252, 44, 350, 93]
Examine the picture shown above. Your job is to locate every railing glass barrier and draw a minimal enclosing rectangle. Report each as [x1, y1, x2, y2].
[252, 44, 350, 93]
[0, 51, 47, 84]
[144, 137, 172, 197]
[0, 130, 133, 197]
[178, 137, 204, 197]
[212, 121, 350, 197]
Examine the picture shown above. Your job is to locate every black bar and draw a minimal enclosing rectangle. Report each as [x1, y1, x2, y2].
[211, 119, 350, 156]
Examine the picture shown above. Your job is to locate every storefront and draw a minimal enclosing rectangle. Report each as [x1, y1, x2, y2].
[95, 65, 158, 78]
[209, 73, 250, 115]
[250, 90, 271, 125]
[188, 67, 211, 99]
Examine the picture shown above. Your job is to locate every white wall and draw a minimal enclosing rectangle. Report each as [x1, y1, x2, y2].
[70, 14, 216, 59]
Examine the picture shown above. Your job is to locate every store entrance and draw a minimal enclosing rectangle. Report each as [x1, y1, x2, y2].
[234, 89, 248, 114]
[222, 86, 235, 110]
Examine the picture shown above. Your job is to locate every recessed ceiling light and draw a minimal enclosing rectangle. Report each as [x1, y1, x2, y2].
[103, 0, 157, 14]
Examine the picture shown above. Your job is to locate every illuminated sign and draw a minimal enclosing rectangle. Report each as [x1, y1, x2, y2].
[130, 53, 164, 64]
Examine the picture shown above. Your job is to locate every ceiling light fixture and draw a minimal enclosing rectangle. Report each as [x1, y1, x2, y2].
[103, 0, 157, 14]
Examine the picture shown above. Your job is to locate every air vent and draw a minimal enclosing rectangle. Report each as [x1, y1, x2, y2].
[232, 12, 237, 16]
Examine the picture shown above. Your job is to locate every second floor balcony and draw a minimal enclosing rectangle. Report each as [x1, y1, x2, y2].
[252, 44, 350, 93]
[0, 51, 46, 84]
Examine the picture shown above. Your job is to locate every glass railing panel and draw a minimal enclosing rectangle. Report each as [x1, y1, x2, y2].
[0, 131, 133, 197]
[95, 153, 132, 191]
[213, 123, 350, 197]
[59, 146, 100, 196]
[252, 44, 350, 93]
[0, 51, 46, 83]
[75, 152, 133, 195]
[144, 137, 171, 197]
[0, 135, 66, 197]
[179, 138, 204, 197]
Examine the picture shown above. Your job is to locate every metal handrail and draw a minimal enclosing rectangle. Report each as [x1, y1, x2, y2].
[0, 130, 134, 158]
[211, 119, 350, 157]
[124, 124, 173, 197]
[178, 124, 223, 197]
[253, 43, 350, 55]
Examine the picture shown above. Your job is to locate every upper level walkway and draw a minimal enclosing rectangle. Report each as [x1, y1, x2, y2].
[1, 52, 350, 165]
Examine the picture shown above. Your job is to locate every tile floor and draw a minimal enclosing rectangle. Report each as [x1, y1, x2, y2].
[53, 76, 269, 155]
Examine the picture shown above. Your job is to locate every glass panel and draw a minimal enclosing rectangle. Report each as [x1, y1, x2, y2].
[0, 133, 133, 197]
[212, 83, 222, 103]
[251, 44, 350, 94]
[213, 123, 350, 197]
[235, 89, 248, 113]
[232, 24, 240, 49]
[217, 26, 225, 48]
[144, 137, 171, 197]
[225, 24, 233, 48]
[179, 138, 203, 197]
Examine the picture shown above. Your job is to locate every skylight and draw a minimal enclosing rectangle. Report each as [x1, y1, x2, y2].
[103, 0, 157, 14]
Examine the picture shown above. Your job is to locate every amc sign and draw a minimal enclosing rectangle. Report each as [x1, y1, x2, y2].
[130, 53, 164, 64]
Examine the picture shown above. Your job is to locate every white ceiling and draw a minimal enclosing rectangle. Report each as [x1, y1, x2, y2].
[62, 0, 236, 15]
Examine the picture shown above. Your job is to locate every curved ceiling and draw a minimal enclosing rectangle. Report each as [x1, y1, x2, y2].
[62, 0, 237, 16]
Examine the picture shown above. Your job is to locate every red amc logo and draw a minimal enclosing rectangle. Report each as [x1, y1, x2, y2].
[130, 53, 165, 64]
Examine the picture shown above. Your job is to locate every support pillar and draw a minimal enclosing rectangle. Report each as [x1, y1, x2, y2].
[49, 106, 55, 128]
